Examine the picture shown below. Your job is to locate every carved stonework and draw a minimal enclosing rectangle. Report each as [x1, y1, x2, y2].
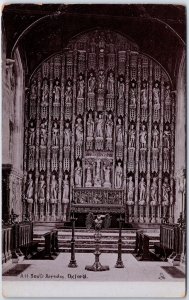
[73, 188, 124, 205]
[24, 29, 175, 222]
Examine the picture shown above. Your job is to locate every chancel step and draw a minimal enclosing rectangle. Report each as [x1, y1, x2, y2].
[33, 228, 160, 254]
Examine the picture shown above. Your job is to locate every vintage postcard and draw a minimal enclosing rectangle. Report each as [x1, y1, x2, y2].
[2, 2, 186, 298]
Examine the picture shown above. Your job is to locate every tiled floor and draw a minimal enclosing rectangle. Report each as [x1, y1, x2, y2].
[3, 253, 185, 282]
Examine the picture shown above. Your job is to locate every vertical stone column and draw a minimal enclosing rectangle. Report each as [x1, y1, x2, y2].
[58, 54, 65, 220]
[174, 51, 186, 222]
[70, 50, 77, 216]
[124, 52, 130, 220]
[158, 73, 164, 223]
[132, 52, 139, 223]
[124, 51, 129, 188]
[46, 59, 54, 221]
[34, 71, 42, 220]
[169, 92, 176, 223]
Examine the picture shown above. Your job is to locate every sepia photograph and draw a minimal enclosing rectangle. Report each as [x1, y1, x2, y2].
[1, 3, 186, 298]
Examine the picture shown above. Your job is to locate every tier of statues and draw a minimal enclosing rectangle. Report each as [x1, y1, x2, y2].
[26, 171, 171, 209]
[30, 77, 170, 116]
[25, 173, 70, 203]
[74, 160, 124, 189]
[26, 39, 174, 223]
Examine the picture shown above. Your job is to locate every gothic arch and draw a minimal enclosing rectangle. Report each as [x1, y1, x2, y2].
[24, 29, 176, 223]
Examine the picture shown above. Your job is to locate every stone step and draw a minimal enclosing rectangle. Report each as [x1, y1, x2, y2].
[36, 240, 136, 246]
[33, 234, 137, 241]
[59, 248, 135, 253]
[33, 230, 137, 234]
[33, 227, 159, 254]
[33, 230, 137, 236]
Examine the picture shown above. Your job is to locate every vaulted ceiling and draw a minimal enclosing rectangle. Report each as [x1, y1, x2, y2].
[2, 4, 186, 87]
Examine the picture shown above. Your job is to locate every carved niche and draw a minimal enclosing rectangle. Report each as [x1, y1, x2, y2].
[24, 30, 175, 223]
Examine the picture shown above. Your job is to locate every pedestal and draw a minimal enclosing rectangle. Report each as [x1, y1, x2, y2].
[115, 215, 124, 268]
[85, 232, 109, 272]
[68, 215, 77, 268]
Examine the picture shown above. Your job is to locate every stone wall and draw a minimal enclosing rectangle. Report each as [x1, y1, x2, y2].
[2, 28, 25, 221]
[174, 50, 186, 222]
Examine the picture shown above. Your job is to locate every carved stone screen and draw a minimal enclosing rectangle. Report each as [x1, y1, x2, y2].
[24, 30, 175, 224]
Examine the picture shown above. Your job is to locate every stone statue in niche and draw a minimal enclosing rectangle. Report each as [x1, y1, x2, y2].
[75, 117, 83, 143]
[139, 177, 146, 205]
[75, 160, 82, 187]
[99, 32, 105, 50]
[98, 70, 105, 90]
[164, 84, 171, 123]
[128, 124, 136, 148]
[30, 79, 37, 101]
[162, 177, 170, 204]
[128, 148, 135, 173]
[129, 82, 137, 106]
[162, 177, 170, 219]
[94, 160, 102, 187]
[77, 74, 85, 98]
[65, 79, 72, 105]
[178, 168, 186, 195]
[141, 82, 148, 106]
[39, 148, 46, 171]
[88, 72, 96, 93]
[38, 174, 46, 201]
[163, 148, 169, 172]
[62, 173, 70, 221]
[50, 174, 58, 201]
[90, 37, 96, 53]
[96, 113, 104, 138]
[141, 82, 148, 122]
[52, 149, 58, 172]
[139, 125, 147, 148]
[28, 147, 35, 170]
[115, 161, 123, 189]
[153, 82, 160, 106]
[116, 118, 123, 143]
[87, 113, 94, 138]
[163, 125, 171, 148]
[40, 120, 47, 146]
[139, 149, 146, 173]
[165, 84, 171, 105]
[152, 148, 159, 173]
[25, 173, 34, 201]
[127, 177, 134, 204]
[28, 121, 35, 146]
[118, 76, 125, 100]
[103, 164, 111, 188]
[25, 173, 34, 219]
[53, 79, 61, 103]
[85, 165, 92, 187]
[151, 177, 158, 205]
[41, 79, 49, 104]
[52, 122, 59, 146]
[64, 121, 71, 147]
[105, 113, 113, 139]
[152, 125, 159, 148]
[107, 71, 114, 94]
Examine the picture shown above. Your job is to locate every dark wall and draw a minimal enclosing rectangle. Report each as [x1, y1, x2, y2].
[2, 4, 186, 87]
